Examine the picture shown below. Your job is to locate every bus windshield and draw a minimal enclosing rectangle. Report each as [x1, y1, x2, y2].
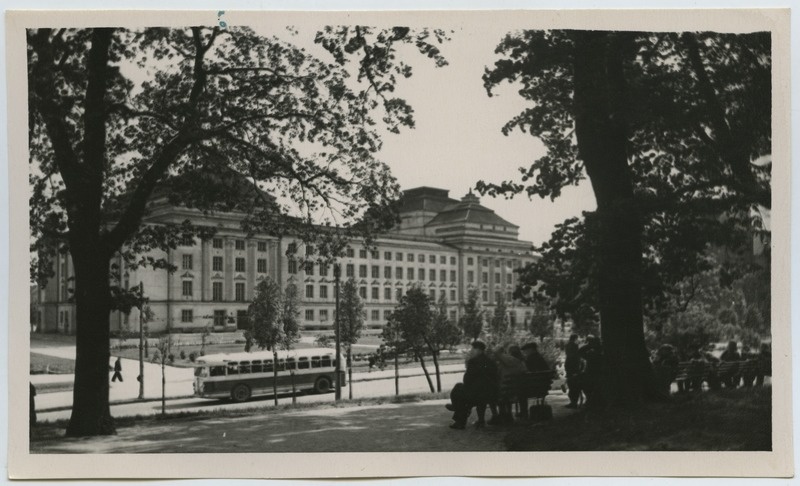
[194, 366, 208, 377]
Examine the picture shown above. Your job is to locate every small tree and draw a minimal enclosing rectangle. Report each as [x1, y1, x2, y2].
[459, 289, 484, 342]
[200, 325, 211, 356]
[282, 283, 301, 404]
[389, 287, 435, 392]
[380, 318, 406, 396]
[489, 293, 510, 340]
[155, 335, 172, 416]
[246, 278, 284, 406]
[529, 310, 554, 343]
[337, 279, 365, 399]
[428, 294, 462, 391]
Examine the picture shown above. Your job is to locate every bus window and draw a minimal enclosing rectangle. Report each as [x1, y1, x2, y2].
[194, 366, 208, 377]
[210, 366, 226, 377]
[263, 360, 274, 373]
[251, 360, 263, 373]
[276, 359, 286, 372]
[286, 358, 296, 370]
[298, 357, 310, 370]
[311, 357, 321, 368]
[321, 356, 332, 368]
[239, 361, 251, 374]
[227, 362, 239, 375]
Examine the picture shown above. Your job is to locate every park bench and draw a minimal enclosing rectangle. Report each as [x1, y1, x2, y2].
[672, 359, 762, 391]
[501, 370, 555, 413]
[674, 360, 708, 392]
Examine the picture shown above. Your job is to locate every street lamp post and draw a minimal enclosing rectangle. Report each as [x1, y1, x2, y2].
[138, 281, 145, 400]
[333, 263, 342, 401]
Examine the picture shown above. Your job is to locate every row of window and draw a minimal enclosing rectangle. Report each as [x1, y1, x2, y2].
[183, 237, 269, 252]
[182, 255, 268, 274]
[182, 281, 248, 302]
[304, 285, 460, 303]
[301, 308, 460, 323]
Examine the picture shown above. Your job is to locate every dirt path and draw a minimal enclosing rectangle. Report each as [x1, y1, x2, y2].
[31, 398, 537, 453]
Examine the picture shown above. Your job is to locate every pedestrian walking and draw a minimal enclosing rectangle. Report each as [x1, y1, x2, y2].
[112, 357, 124, 382]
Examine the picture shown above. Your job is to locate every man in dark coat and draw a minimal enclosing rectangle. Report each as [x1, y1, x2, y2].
[446, 341, 499, 429]
[563, 334, 583, 408]
[112, 357, 123, 382]
[522, 342, 550, 372]
[720, 340, 742, 388]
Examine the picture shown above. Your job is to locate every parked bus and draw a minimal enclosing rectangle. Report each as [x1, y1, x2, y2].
[193, 347, 346, 402]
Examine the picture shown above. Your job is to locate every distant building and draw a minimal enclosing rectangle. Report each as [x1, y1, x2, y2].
[33, 187, 539, 335]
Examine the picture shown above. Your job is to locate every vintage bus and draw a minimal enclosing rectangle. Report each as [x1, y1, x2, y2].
[193, 347, 347, 402]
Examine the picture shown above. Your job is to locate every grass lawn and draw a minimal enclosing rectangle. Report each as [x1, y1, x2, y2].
[30, 333, 76, 348]
[505, 387, 771, 451]
[30, 352, 75, 375]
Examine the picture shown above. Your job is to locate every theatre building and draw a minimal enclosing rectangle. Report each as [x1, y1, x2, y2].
[32, 187, 539, 335]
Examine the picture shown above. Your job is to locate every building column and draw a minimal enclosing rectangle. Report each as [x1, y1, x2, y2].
[201, 238, 209, 302]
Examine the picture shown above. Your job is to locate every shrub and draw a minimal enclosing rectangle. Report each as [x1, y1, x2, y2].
[180, 350, 186, 360]
[189, 351, 198, 363]
[168, 353, 175, 363]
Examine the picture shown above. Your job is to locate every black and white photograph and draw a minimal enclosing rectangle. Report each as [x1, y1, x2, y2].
[6, 7, 792, 479]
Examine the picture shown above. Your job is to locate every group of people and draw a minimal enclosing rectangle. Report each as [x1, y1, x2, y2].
[444, 339, 559, 429]
[651, 340, 772, 393]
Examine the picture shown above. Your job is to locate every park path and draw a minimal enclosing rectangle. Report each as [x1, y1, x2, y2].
[33, 397, 551, 453]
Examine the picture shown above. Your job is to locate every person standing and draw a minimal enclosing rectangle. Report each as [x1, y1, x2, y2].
[492, 346, 527, 424]
[112, 356, 124, 382]
[579, 335, 604, 410]
[564, 334, 583, 408]
[446, 341, 499, 429]
[720, 341, 742, 388]
[30, 382, 37, 427]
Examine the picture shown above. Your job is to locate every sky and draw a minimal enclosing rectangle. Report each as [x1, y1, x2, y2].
[255, 22, 597, 246]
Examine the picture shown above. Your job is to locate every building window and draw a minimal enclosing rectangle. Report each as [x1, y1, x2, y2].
[495, 273, 501, 284]
[346, 247, 355, 258]
[320, 309, 329, 322]
[482, 259, 488, 267]
[450, 256, 456, 265]
[359, 249, 367, 259]
[371, 250, 379, 259]
[408, 268, 415, 280]
[181, 309, 193, 323]
[318, 263, 328, 276]
[306, 245, 315, 256]
[419, 268, 425, 281]
[468, 271, 475, 283]
[371, 287, 379, 300]
[396, 267, 403, 279]
[450, 270, 456, 281]
[384, 266, 392, 279]
[440, 269, 447, 282]
[507, 274, 512, 284]
[482, 290, 488, 302]
[419, 254, 425, 263]
[212, 256, 223, 272]
[372, 266, 380, 278]
[407, 253, 414, 262]
[440, 290, 446, 301]
[306, 285, 314, 299]
[450, 289, 456, 301]
[182, 234, 194, 246]
[384, 251, 392, 261]
[235, 283, 246, 302]
[235, 257, 246, 273]
[305, 309, 315, 321]
[257, 259, 267, 273]
[288, 259, 298, 274]
[359, 287, 367, 299]
[467, 257, 474, 265]
[506, 291, 513, 301]
[182, 280, 193, 297]
[304, 262, 314, 275]
[213, 310, 226, 327]
[213, 282, 223, 301]
[213, 238, 223, 249]
[384, 287, 392, 300]
[395, 288, 403, 301]
[235, 240, 245, 251]
[430, 269, 436, 281]
[258, 241, 267, 252]
[287, 242, 297, 255]
[482, 272, 489, 284]
[182, 254, 193, 270]
[429, 289, 436, 299]
[396, 252, 403, 261]
[320, 285, 328, 299]
[384, 310, 392, 320]
[359, 265, 367, 278]
[371, 310, 380, 321]
[346, 264, 355, 278]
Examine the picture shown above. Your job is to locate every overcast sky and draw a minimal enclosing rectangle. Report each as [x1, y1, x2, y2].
[258, 23, 597, 246]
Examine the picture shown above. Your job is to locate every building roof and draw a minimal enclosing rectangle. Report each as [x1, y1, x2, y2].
[425, 191, 518, 229]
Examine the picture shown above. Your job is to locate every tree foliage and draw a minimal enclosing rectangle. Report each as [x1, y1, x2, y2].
[458, 289, 484, 342]
[489, 292, 510, 338]
[245, 278, 284, 352]
[336, 278, 365, 348]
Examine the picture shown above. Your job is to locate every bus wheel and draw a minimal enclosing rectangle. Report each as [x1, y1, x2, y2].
[231, 384, 251, 403]
[314, 376, 332, 394]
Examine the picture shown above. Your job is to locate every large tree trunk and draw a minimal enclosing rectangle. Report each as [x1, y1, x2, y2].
[430, 350, 442, 392]
[65, 247, 115, 436]
[572, 31, 655, 407]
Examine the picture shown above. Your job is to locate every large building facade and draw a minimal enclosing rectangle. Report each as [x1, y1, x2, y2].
[32, 187, 540, 335]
